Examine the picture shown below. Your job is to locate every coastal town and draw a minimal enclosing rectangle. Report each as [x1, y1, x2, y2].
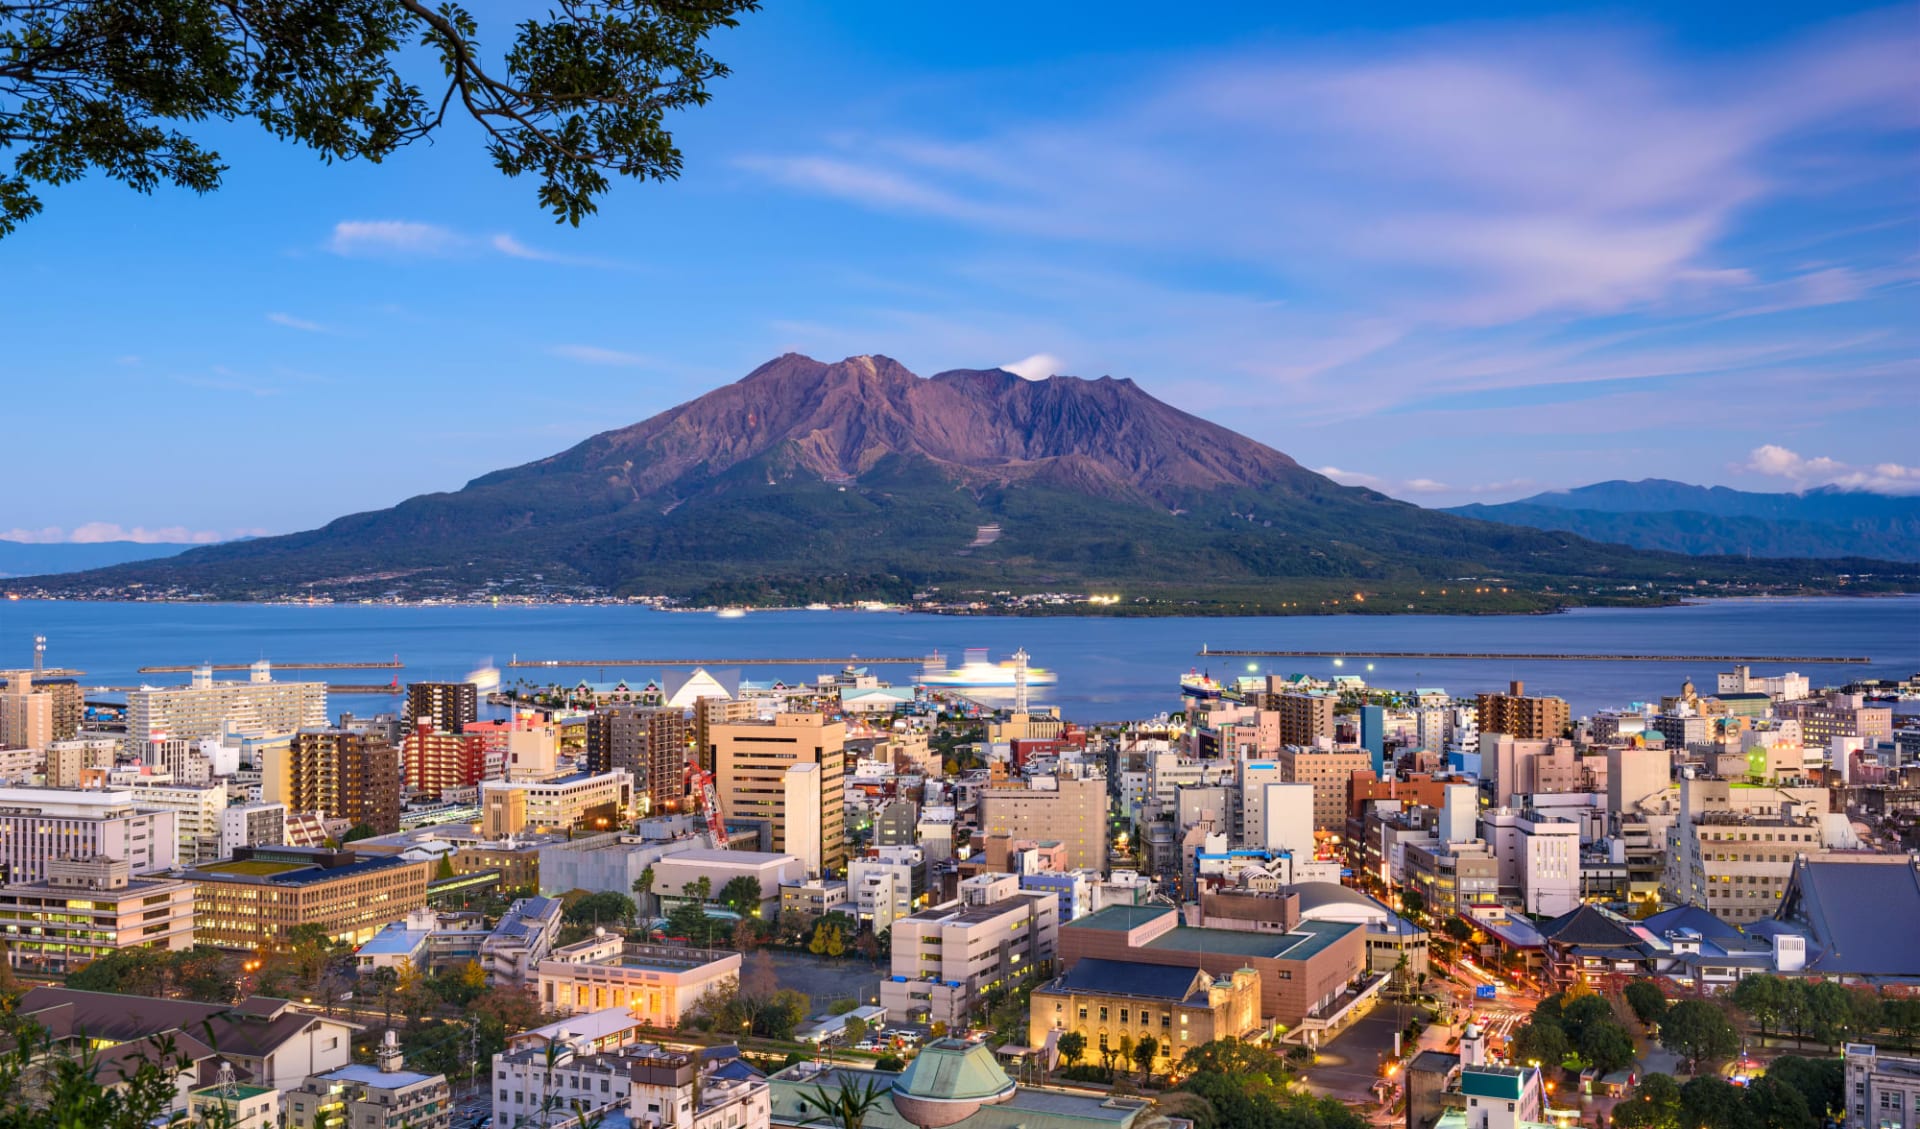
[0, 643, 1914, 1129]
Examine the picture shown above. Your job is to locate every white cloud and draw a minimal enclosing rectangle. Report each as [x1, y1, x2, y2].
[1742, 445, 1920, 494]
[549, 344, 652, 367]
[266, 312, 326, 333]
[1, 523, 237, 544]
[1001, 353, 1065, 380]
[326, 221, 467, 258]
[1401, 478, 1452, 494]
[1317, 466, 1383, 488]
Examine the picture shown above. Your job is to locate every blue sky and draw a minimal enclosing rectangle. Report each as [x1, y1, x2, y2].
[3, 0, 1916, 542]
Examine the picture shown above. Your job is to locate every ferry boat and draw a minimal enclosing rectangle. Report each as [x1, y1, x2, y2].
[466, 664, 501, 693]
[1179, 670, 1224, 701]
[918, 648, 1057, 689]
[716, 607, 747, 619]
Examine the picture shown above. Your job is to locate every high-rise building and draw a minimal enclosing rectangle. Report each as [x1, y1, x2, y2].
[586, 706, 689, 816]
[0, 674, 53, 752]
[268, 729, 403, 835]
[1476, 681, 1570, 741]
[1277, 745, 1373, 832]
[978, 768, 1109, 874]
[1664, 775, 1830, 922]
[0, 787, 179, 883]
[400, 720, 488, 798]
[404, 682, 478, 734]
[1270, 691, 1336, 748]
[45, 737, 116, 788]
[710, 712, 846, 874]
[694, 696, 756, 772]
[125, 663, 327, 753]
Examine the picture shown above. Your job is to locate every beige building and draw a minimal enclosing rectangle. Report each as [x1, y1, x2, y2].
[710, 712, 846, 874]
[1664, 775, 1831, 922]
[0, 856, 195, 973]
[125, 781, 229, 864]
[1844, 1044, 1920, 1129]
[1278, 745, 1373, 832]
[287, 1047, 449, 1129]
[880, 873, 1060, 1025]
[0, 675, 54, 751]
[1029, 959, 1262, 1073]
[183, 845, 431, 948]
[978, 768, 1108, 873]
[125, 663, 327, 753]
[536, 934, 741, 1024]
[1267, 691, 1336, 748]
[46, 737, 116, 788]
[481, 769, 633, 837]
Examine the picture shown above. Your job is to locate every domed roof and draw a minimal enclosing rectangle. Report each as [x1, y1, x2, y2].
[891, 1038, 1017, 1128]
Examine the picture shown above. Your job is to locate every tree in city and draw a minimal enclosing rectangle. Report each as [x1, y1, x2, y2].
[718, 876, 762, 918]
[1609, 1073, 1685, 1129]
[729, 915, 759, 953]
[634, 865, 655, 913]
[1743, 1074, 1819, 1129]
[1131, 1034, 1160, 1081]
[0, 0, 760, 238]
[1578, 1018, 1637, 1076]
[842, 1016, 868, 1046]
[1179, 1039, 1291, 1086]
[666, 902, 724, 946]
[0, 1012, 201, 1129]
[563, 891, 636, 927]
[853, 930, 880, 965]
[794, 1071, 891, 1129]
[1732, 975, 1789, 1039]
[1681, 1077, 1750, 1129]
[1056, 1030, 1087, 1069]
[1509, 1019, 1572, 1071]
[1763, 1056, 1844, 1122]
[1399, 889, 1426, 919]
[1661, 1000, 1739, 1075]
[1625, 980, 1669, 1028]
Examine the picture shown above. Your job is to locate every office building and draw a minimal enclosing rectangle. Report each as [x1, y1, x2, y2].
[978, 769, 1108, 874]
[181, 845, 431, 948]
[1477, 681, 1570, 741]
[0, 787, 178, 884]
[1481, 808, 1581, 918]
[536, 934, 740, 1023]
[1278, 745, 1373, 832]
[125, 780, 229, 864]
[710, 712, 846, 874]
[880, 873, 1060, 1025]
[1844, 1044, 1920, 1129]
[586, 705, 689, 817]
[0, 674, 54, 751]
[1060, 903, 1367, 1032]
[1665, 776, 1829, 921]
[220, 801, 287, 857]
[405, 681, 478, 733]
[0, 855, 195, 973]
[848, 845, 923, 933]
[125, 662, 327, 752]
[482, 769, 633, 837]
[401, 720, 488, 799]
[1029, 959, 1262, 1074]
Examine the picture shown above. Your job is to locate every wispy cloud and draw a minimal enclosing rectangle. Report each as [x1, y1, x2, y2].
[1742, 445, 1920, 495]
[0, 523, 259, 544]
[266, 312, 327, 333]
[548, 344, 652, 367]
[326, 221, 467, 258]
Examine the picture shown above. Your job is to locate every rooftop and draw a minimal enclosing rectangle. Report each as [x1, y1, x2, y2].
[1068, 904, 1174, 932]
[1047, 959, 1209, 1002]
[322, 1063, 442, 1089]
[1143, 918, 1358, 961]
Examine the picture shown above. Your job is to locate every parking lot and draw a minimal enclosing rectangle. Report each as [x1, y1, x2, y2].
[1303, 1011, 1406, 1101]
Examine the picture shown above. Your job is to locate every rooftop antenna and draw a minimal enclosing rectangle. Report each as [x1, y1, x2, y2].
[33, 635, 44, 676]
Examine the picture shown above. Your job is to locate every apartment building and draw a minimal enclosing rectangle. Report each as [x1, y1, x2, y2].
[125, 663, 327, 752]
[978, 768, 1108, 874]
[482, 769, 633, 837]
[493, 1014, 769, 1129]
[1404, 837, 1500, 918]
[266, 728, 403, 835]
[404, 681, 478, 733]
[0, 787, 178, 883]
[45, 737, 117, 788]
[1481, 808, 1581, 917]
[1665, 776, 1830, 921]
[1476, 681, 1571, 741]
[710, 712, 846, 874]
[1270, 690, 1337, 748]
[182, 845, 431, 948]
[124, 781, 229, 864]
[586, 705, 689, 816]
[0, 675, 54, 752]
[1278, 745, 1373, 832]
[0, 855, 195, 973]
[288, 1048, 450, 1129]
[220, 801, 287, 857]
[879, 873, 1060, 1025]
[401, 720, 489, 798]
[848, 845, 924, 933]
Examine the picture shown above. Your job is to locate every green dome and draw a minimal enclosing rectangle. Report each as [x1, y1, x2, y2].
[891, 1038, 1017, 1128]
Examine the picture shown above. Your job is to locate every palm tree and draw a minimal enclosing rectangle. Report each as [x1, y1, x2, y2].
[796, 1073, 891, 1129]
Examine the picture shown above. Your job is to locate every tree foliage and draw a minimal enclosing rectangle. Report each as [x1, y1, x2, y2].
[0, 0, 760, 236]
[718, 875, 762, 918]
[1625, 980, 1669, 1027]
[1661, 1000, 1739, 1074]
[563, 890, 637, 927]
[65, 944, 238, 1003]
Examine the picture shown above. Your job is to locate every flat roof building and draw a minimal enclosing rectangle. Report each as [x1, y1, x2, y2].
[536, 933, 741, 1026]
[180, 844, 432, 949]
[0, 855, 195, 974]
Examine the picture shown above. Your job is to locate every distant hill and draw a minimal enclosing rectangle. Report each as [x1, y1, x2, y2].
[11, 358, 1914, 607]
[0, 540, 195, 578]
[1447, 479, 1920, 561]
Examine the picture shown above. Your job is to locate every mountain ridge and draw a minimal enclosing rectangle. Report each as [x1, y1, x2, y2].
[13, 356, 1915, 608]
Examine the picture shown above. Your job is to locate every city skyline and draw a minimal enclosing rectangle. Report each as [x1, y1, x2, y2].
[5, 0, 1916, 543]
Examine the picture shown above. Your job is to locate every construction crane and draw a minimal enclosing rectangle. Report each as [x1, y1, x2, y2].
[686, 760, 728, 850]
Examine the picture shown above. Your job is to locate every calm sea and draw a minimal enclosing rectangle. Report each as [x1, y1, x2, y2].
[1, 597, 1914, 722]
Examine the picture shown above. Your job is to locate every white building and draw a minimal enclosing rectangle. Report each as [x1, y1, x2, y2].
[1844, 1044, 1920, 1129]
[650, 849, 805, 919]
[0, 787, 179, 882]
[878, 873, 1059, 1025]
[848, 845, 922, 933]
[125, 663, 327, 754]
[221, 801, 288, 857]
[536, 934, 741, 1024]
[1482, 808, 1582, 918]
[492, 1010, 769, 1129]
[125, 781, 229, 864]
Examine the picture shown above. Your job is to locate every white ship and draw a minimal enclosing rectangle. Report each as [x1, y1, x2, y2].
[918, 648, 1057, 689]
